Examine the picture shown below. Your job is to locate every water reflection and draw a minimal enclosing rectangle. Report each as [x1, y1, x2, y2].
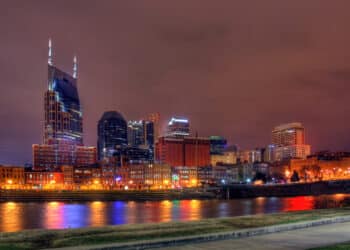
[0, 194, 350, 232]
[90, 201, 107, 226]
[159, 200, 172, 222]
[0, 202, 22, 231]
[44, 202, 64, 229]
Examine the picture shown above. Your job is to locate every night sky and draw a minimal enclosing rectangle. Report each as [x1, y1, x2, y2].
[1, 0, 350, 165]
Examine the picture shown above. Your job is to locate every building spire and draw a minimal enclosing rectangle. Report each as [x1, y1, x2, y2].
[73, 55, 78, 79]
[48, 38, 53, 65]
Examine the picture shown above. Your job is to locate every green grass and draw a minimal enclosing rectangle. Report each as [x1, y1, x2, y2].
[1, 208, 350, 250]
[309, 242, 350, 250]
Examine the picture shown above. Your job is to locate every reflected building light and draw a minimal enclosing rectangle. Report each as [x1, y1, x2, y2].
[44, 202, 64, 229]
[89, 201, 106, 227]
[0, 202, 23, 232]
[159, 200, 172, 223]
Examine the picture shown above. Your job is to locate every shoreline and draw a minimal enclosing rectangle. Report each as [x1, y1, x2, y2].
[0, 189, 217, 202]
[3, 179, 350, 202]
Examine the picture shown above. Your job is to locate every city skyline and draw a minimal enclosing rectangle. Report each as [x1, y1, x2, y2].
[1, 1, 350, 165]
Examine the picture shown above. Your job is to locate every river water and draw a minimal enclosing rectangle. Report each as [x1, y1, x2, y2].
[1, 194, 349, 232]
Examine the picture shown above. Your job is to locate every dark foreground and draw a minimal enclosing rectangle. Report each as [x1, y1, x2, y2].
[1, 208, 350, 250]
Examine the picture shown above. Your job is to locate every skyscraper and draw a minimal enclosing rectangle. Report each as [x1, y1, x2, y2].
[128, 121, 145, 147]
[167, 117, 190, 137]
[44, 53, 82, 145]
[97, 111, 128, 161]
[148, 112, 160, 143]
[33, 40, 96, 170]
[271, 122, 311, 161]
[127, 120, 154, 162]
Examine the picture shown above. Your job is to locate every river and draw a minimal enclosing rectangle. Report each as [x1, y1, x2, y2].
[0, 194, 349, 232]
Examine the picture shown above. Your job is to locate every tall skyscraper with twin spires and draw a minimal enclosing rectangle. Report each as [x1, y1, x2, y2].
[32, 40, 96, 170]
[44, 39, 83, 145]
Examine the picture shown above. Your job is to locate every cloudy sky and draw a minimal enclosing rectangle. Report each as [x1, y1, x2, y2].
[0, 0, 350, 165]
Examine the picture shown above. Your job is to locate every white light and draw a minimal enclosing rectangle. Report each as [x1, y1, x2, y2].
[168, 117, 189, 125]
[48, 38, 53, 65]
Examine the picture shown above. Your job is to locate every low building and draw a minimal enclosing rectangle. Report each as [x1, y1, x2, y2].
[289, 155, 350, 182]
[198, 166, 213, 185]
[73, 166, 102, 189]
[61, 165, 74, 187]
[0, 166, 25, 189]
[33, 144, 97, 171]
[25, 170, 64, 189]
[114, 164, 171, 190]
[212, 165, 239, 185]
[171, 166, 198, 187]
[210, 151, 237, 166]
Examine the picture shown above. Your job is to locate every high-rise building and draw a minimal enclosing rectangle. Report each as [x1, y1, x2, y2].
[128, 120, 154, 147]
[128, 121, 144, 147]
[127, 120, 154, 161]
[33, 40, 96, 170]
[272, 122, 305, 146]
[209, 136, 227, 155]
[148, 113, 160, 143]
[97, 111, 128, 161]
[156, 136, 210, 167]
[271, 122, 311, 161]
[44, 54, 82, 145]
[263, 145, 275, 162]
[166, 117, 190, 137]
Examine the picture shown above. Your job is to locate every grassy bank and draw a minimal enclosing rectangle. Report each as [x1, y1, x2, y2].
[310, 242, 350, 250]
[0, 189, 216, 202]
[0, 208, 350, 250]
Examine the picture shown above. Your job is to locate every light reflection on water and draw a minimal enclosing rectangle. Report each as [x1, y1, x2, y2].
[0, 194, 349, 232]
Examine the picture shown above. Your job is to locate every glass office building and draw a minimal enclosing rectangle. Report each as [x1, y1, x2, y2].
[97, 111, 128, 161]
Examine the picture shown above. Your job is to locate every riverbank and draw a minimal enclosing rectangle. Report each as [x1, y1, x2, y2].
[1, 208, 350, 250]
[0, 189, 216, 202]
[310, 242, 350, 250]
[223, 179, 350, 198]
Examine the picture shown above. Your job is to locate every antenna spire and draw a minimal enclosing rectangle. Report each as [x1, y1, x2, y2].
[48, 38, 53, 65]
[73, 55, 78, 79]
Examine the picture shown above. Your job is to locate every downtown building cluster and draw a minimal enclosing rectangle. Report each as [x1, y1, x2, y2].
[1, 41, 350, 190]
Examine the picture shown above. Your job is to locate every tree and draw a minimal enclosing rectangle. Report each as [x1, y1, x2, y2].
[290, 170, 300, 182]
[253, 172, 267, 183]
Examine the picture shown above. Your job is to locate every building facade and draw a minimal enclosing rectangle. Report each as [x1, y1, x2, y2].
[238, 149, 262, 163]
[156, 136, 210, 167]
[209, 136, 227, 155]
[0, 166, 25, 188]
[210, 151, 237, 166]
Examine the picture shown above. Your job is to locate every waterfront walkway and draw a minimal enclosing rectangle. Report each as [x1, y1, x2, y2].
[159, 221, 350, 250]
[48, 218, 350, 250]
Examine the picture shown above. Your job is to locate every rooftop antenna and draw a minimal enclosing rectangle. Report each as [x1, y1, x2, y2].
[73, 55, 78, 79]
[48, 38, 53, 65]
